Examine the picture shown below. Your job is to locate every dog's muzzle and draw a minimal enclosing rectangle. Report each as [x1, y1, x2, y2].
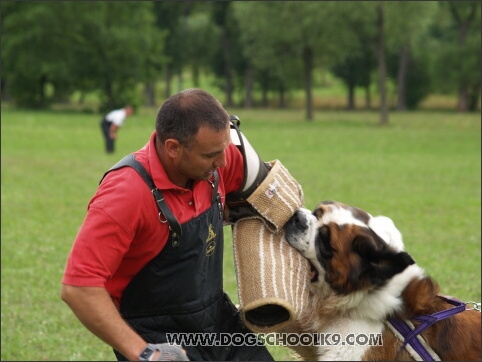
[284, 210, 309, 236]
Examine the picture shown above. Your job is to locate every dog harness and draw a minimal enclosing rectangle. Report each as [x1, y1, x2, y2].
[387, 296, 468, 361]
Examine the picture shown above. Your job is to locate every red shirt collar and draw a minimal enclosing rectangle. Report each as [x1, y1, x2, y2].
[138, 131, 192, 192]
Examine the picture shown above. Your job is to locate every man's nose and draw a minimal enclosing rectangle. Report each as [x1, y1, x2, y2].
[214, 151, 227, 168]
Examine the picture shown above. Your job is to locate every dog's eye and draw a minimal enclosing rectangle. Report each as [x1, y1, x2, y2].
[313, 209, 324, 219]
[317, 225, 333, 258]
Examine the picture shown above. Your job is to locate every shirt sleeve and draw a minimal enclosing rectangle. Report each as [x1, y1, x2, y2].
[61, 167, 162, 287]
[220, 143, 245, 195]
[61, 206, 132, 287]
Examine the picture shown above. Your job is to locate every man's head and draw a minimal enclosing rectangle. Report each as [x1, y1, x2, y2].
[155, 89, 232, 186]
[124, 106, 133, 116]
[155, 88, 230, 146]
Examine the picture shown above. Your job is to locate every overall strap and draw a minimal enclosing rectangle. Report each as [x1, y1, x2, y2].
[211, 170, 224, 220]
[211, 170, 220, 203]
[101, 154, 182, 242]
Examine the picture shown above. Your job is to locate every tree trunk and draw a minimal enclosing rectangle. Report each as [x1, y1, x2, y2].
[244, 64, 254, 108]
[192, 65, 200, 88]
[144, 82, 156, 107]
[365, 85, 371, 110]
[164, 63, 172, 99]
[278, 85, 286, 109]
[396, 43, 410, 111]
[222, 25, 234, 107]
[177, 69, 183, 92]
[261, 85, 268, 108]
[39, 74, 48, 107]
[448, 2, 477, 112]
[456, 22, 469, 112]
[347, 83, 355, 111]
[457, 85, 468, 112]
[105, 80, 114, 110]
[78, 91, 85, 105]
[375, 3, 389, 125]
[467, 83, 480, 112]
[302, 46, 314, 121]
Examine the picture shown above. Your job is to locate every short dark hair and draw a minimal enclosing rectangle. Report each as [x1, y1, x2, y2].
[155, 88, 230, 146]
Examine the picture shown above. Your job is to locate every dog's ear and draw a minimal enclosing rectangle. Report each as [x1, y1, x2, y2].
[351, 232, 415, 288]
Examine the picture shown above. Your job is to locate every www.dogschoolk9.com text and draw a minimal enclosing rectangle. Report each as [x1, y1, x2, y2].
[166, 333, 383, 347]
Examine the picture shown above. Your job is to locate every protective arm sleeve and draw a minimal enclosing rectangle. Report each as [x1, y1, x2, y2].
[225, 116, 304, 231]
[225, 116, 270, 223]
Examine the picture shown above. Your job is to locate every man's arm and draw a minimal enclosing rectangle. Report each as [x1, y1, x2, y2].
[109, 123, 119, 139]
[60, 285, 149, 360]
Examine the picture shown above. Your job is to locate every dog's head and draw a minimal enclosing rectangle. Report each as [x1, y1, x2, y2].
[283, 201, 415, 296]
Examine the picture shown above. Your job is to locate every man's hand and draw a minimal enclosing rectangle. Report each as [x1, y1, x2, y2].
[61, 285, 148, 360]
[149, 343, 189, 361]
[109, 123, 119, 139]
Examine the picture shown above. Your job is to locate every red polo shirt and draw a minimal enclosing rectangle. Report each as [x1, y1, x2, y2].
[62, 131, 244, 306]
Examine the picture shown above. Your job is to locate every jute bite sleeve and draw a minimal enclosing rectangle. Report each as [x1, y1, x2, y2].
[232, 159, 311, 333]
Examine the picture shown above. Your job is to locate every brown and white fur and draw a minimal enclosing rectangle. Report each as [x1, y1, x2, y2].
[283, 200, 481, 361]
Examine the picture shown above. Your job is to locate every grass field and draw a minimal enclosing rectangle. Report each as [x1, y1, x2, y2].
[1, 106, 480, 361]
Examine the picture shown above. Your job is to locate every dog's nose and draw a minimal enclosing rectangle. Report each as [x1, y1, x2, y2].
[292, 210, 308, 231]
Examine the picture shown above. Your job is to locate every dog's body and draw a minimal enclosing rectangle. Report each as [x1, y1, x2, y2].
[283, 201, 480, 361]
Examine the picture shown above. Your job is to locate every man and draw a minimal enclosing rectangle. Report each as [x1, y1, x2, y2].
[100, 105, 133, 153]
[61, 89, 274, 361]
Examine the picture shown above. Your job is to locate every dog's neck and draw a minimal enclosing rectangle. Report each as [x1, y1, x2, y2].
[311, 264, 426, 323]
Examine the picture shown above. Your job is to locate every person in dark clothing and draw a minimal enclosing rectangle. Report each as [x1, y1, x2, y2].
[100, 106, 133, 153]
[61, 89, 274, 361]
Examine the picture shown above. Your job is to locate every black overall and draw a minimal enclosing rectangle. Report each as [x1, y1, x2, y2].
[105, 155, 273, 361]
[100, 117, 115, 153]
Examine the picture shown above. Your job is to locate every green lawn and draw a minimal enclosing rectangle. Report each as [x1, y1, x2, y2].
[1, 107, 480, 361]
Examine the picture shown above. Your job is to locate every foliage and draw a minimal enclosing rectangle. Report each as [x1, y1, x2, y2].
[386, 48, 432, 110]
[1, 1, 480, 113]
[1, 2, 79, 107]
[427, 2, 481, 110]
[234, 1, 355, 119]
[1, 1, 165, 111]
[233, 2, 303, 95]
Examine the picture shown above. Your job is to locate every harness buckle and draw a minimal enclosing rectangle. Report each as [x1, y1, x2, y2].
[466, 301, 481, 311]
[158, 211, 167, 224]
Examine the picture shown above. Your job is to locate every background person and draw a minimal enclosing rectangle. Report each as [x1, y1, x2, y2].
[100, 105, 133, 153]
[61, 89, 274, 361]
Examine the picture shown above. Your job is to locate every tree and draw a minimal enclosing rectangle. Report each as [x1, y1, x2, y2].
[2, 2, 165, 110]
[328, 2, 377, 111]
[443, 1, 480, 111]
[2, 2, 81, 107]
[210, 1, 238, 107]
[234, 2, 348, 120]
[383, 2, 437, 111]
[182, 12, 221, 88]
[332, 47, 376, 110]
[233, 2, 302, 109]
[425, 2, 480, 112]
[151, 1, 187, 99]
[71, 2, 164, 112]
[374, 3, 389, 125]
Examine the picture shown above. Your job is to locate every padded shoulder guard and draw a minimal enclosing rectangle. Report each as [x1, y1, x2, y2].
[225, 115, 271, 222]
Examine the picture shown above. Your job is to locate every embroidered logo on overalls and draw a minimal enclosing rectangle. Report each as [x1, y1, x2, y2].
[205, 224, 217, 256]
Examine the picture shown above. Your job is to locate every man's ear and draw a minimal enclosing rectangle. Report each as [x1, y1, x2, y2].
[164, 139, 182, 158]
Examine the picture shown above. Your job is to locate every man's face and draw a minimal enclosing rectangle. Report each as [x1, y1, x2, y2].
[176, 125, 231, 181]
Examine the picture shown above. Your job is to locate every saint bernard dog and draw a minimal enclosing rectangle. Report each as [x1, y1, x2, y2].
[283, 200, 481, 361]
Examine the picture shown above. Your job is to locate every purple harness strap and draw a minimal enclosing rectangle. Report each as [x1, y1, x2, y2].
[388, 296, 466, 361]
